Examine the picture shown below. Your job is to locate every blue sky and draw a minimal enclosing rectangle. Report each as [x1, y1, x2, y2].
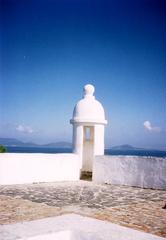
[1, 0, 166, 149]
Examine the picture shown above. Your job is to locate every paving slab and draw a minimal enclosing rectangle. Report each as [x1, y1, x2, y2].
[0, 181, 166, 237]
[0, 214, 165, 240]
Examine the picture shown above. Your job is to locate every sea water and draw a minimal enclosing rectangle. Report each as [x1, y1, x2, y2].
[6, 146, 166, 157]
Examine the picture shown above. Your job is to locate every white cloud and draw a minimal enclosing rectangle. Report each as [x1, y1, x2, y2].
[16, 124, 34, 134]
[143, 121, 161, 133]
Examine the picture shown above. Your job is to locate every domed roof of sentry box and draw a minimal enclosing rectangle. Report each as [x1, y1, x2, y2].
[70, 84, 107, 125]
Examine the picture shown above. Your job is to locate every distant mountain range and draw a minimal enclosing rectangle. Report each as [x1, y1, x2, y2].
[0, 138, 72, 148]
[110, 144, 144, 150]
[0, 138, 163, 151]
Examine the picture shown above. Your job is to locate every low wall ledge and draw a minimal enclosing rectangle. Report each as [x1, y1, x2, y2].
[93, 155, 166, 190]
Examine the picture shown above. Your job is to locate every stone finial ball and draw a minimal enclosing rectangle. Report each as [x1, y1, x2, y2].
[84, 84, 95, 96]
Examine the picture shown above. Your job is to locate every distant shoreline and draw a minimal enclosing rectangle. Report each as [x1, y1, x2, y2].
[5, 146, 166, 157]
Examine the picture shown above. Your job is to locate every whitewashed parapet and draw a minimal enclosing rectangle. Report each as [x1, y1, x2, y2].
[0, 153, 80, 185]
[93, 155, 166, 190]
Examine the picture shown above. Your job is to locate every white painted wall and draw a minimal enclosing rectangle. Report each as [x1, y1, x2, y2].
[0, 153, 81, 185]
[94, 125, 105, 155]
[72, 123, 105, 172]
[93, 155, 166, 190]
[82, 126, 94, 171]
[72, 124, 83, 157]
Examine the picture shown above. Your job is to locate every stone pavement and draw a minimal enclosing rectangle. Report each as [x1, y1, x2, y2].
[0, 181, 166, 237]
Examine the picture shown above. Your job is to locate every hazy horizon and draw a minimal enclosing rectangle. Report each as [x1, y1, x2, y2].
[1, 0, 166, 150]
[1, 136, 166, 151]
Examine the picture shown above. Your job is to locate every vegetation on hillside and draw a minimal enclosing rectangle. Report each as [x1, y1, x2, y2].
[0, 145, 7, 153]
